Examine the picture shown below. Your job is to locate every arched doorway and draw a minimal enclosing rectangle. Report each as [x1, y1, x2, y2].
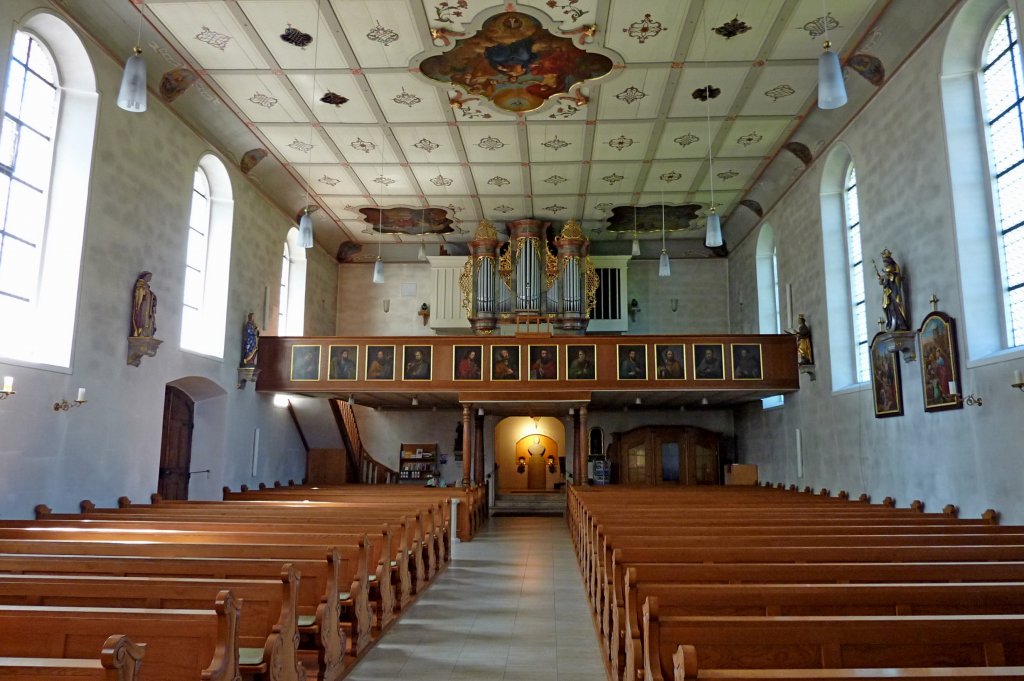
[158, 376, 228, 501]
[493, 416, 566, 495]
[515, 433, 558, 490]
[158, 385, 194, 500]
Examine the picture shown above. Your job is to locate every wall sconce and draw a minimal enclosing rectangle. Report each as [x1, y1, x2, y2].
[0, 376, 14, 400]
[418, 303, 430, 326]
[382, 299, 390, 313]
[516, 456, 526, 474]
[628, 298, 640, 321]
[546, 455, 557, 474]
[670, 298, 678, 313]
[54, 388, 88, 412]
[1013, 369, 1024, 393]
[949, 381, 982, 407]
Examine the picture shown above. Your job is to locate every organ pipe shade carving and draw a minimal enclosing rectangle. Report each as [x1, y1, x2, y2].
[460, 218, 598, 333]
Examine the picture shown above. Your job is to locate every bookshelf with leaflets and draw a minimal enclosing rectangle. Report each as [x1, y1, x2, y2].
[399, 443, 439, 483]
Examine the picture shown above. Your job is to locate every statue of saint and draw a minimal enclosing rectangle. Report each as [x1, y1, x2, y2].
[241, 313, 259, 367]
[131, 272, 157, 338]
[873, 249, 910, 331]
[795, 314, 814, 365]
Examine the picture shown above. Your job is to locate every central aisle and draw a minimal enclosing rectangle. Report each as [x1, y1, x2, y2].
[345, 516, 608, 681]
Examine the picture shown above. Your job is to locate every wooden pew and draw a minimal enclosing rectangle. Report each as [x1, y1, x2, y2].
[0, 590, 240, 681]
[0, 635, 144, 681]
[672, 664, 1024, 679]
[642, 600, 1024, 681]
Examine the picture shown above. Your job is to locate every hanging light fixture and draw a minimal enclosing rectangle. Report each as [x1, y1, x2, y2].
[298, 0, 321, 249]
[631, 204, 640, 256]
[417, 206, 428, 261]
[298, 208, 313, 248]
[373, 140, 385, 283]
[699, 8, 724, 249]
[116, 3, 147, 112]
[817, 0, 847, 110]
[658, 198, 671, 277]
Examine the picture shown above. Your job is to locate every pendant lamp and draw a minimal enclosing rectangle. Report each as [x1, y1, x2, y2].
[817, 40, 847, 109]
[417, 242, 427, 261]
[658, 200, 670, 277]
[117, 7, 147, 113]
[417, 207, 428, 261]
[704, 207, 723, 248]
[631, 205, 640, 256]
[298, 208, 313, 248]
[701, 8, 723, 250]
[373, 256, 385, 283]
[297, 0, 321, 249]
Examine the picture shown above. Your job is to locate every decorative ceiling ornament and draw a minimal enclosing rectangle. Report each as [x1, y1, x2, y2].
[195, 26, 231, 51]
[606, 204, 704, 233]
[288, 139, 314, 153]
[493, 204, 515, 213]
[434, 0, 469, 23]
[607, 135, 634, 151]
[801, 12, 840, 39]
[159, 68, 197, 103]
[542, 135, 571, 151]
[373, 175, 396, 185]
[602, 173, 624, 184]
[320, 92, 348, 106]
[674, 133, 699, 147]
[713, 16, 752, 39]
[360, 206, 455, 235]
[559, 218, 584, 239]
[477, 136, 505, 151]
[716, 169, 739, 181]
[430, 174, 454, 186]
[367, 20, 400, 46]
[784, 141, 813, 167]
[764, 83, 796, 101]
[487, 176, 511, 187]
[350, 137, 377, 154]
[413, 138, 440, 153]
[548, 99, 583, 118]
[545, 174, 568, 185]
[419, 11, 613, 114]
[544, 204, 568, 213]
[594, 202, 613, 211]
[239, 148, 267, 175]
[848, 53, 885, 86]
[318, 175, 340, 186]
[393, 87, 421, 107]
[659, 170, 682, 182]
[692, 84, 721, 101]
[616, 86, 646, 104]
[623, 13, 664, 44]
[737, 131, 763, 147]
[248, 92, 278, 108]
[446, 202, 465, 213]
[545, 0, 589, 22]
[280, 25, 312, 48]
[739, 199, 764, 218]
[336, 240, 363, 263]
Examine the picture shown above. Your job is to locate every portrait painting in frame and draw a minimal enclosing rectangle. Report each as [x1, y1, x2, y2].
[655, 343, 685, 380]
[566, 344, 596, 380]
[919, 311, 961, 412]
[491, 345, 520, 381]
[327, 345, 358, 381]
[731, 343, 763, 380]
[528, 345, 558, 380]
[365, 345, 395, 381]
[402, 345, 433, 381]
[617, 344, 647, 380]
[693, 343, 725, 380]
[870, 334, 903, 418]
[453, 345, 484, 381]
[290, 344, 321, 382]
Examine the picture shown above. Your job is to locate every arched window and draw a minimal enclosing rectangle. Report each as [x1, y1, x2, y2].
[278, 241, 290, 332]
[0, 16, 97, 368]
[180, 154, 232, 357]
[844, 165, 871, 383]
[755, 223, 781, 334]
[279, 227, 306, 335]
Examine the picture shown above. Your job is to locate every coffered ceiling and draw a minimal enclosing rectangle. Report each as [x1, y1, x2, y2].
[63, 0, 956, 261]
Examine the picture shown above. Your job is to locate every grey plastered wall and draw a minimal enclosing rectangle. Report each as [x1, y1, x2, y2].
[0, 1, 335, 518]
[728, 11, 1024, 523]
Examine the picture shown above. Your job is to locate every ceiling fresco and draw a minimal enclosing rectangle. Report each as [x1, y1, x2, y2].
[604, 204, 705, 234]
[358, 206, 458, 235]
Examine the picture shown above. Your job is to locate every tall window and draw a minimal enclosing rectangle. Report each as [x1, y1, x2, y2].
[982, 10, 1024, 347]
[844, 165, 870, 382]
[0, 19, 97, 368]
[180, 154, 232, 358]
[279, 241, 290, 332]
[279, 227, 306, 335]
[756, 223, 783, 408]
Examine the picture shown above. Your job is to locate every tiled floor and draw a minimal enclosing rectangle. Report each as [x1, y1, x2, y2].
[345, 516, 609, 681]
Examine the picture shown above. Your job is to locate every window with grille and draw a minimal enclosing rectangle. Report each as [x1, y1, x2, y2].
[845, 165, 870, 382]
[982, 10, 1024, 347]
[181, 167, 211, 351]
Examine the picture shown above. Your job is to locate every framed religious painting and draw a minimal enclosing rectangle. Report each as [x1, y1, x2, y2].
[617, 344, 647, 380]
[402, 345, 433, 381]
[654, 343, 685, 380]
[919, 311, 962, 412]
[693, 343, 725, 380]
[528, 345, 558, 380]
[453, 345, 483, 381]
[870, 334, 903, 418]
[731, 343, 763, 380]
[566, 344, 597, 380]
[290, 344, 321, 382]
[365, 345, 395, 381]
[491, 345, 520, 381]
[327, 345, 358, 381]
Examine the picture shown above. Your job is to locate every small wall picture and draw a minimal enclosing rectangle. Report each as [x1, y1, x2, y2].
[693, 343, 725, 380]
[870, 334, 903, 418]
[731, 343, 763, 380]
[566, 345, 597, 380]
[528, 345, 559, 380]
[617, 344, 647, 380]
[919, 311, 961, 412]
[290, 344, 321, 381]
[453, 345, 483, 381]
[655, 344, 686, 380]
[328, 345, 358, 381]
[365, 345, 395, 381]
[403, 345, 432, 381]
[491, 345, 520, 381]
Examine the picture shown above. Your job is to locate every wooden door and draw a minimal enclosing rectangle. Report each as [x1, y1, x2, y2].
[157, 385, 193, 500]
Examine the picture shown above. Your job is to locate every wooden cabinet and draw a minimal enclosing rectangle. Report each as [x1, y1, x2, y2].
[608, 426, 720, 486]
[399, 443, 439, 483]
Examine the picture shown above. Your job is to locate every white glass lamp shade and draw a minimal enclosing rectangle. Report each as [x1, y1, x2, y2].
[417, 242, 427, 261]
[631, 237, 641, 257]
[117, 47, 147, 113]
[817, 43, 848, 110]
[658, 249, 671, 277]
[298, 210, 314, 248]
[372, 256, 385, 283]
[704, 209, 723, 248]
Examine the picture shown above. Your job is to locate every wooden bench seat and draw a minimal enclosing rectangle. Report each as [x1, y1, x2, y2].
[0, 591, 239, 681]
[674, 665, 1024, 679]
[0, 635, 144, 681]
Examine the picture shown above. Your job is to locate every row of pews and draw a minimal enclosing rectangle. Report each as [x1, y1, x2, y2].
[569, 484, 1024, 681]
[0, 481, 484, 680]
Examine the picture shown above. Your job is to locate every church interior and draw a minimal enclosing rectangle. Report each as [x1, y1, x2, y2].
[3, 0, 1024, 678]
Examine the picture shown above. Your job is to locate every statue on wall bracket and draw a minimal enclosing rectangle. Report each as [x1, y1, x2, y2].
[793, 313, 816, 381]
[237, 312, 261, 389]
[872, 249, 916, 363]
[126, 271, 162, 367]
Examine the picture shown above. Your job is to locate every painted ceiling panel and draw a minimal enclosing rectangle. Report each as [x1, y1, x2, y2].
[738, 63, 819, 117]
[683, 0, 787, 64]
[321, 126, 402, 164]
[471, 164, 527, 195]
[532, 195, 581, 219]
[150, 2, 271, 69]
[365, 72, 448, 123]
[410, 164, 475, 196]
[655, 119, 726, 160]
[530, 163, 583, 195]
[460, 124, 523, 163]
[257, 124, 342, 164]
[209, 73, 307, 122]
[590, 122, 655, 161]
[286, 72, 379, 124]
[482, 196, 531, 221]
[770, 0, 876, 61]
[694, 158, 764, 192]
[667, 64, 749, 119]
[604, 0, 693, 64]
[716, 117, 794, 159]
[291, 164, 365, 196]
[392, 126, 463, 164]
[526, 123, 587, 163]
[350, 164, 419, 196]
[319, 197, 364, 220]
[237, 0, 350, 69]
[597, 67, 671, 120]
[330, 0, 427, 68]
[641, 160, 703, 194]
[519, 0, 601, 31]
[586, 162, 642, 195]
[583, 193, 633, 221]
